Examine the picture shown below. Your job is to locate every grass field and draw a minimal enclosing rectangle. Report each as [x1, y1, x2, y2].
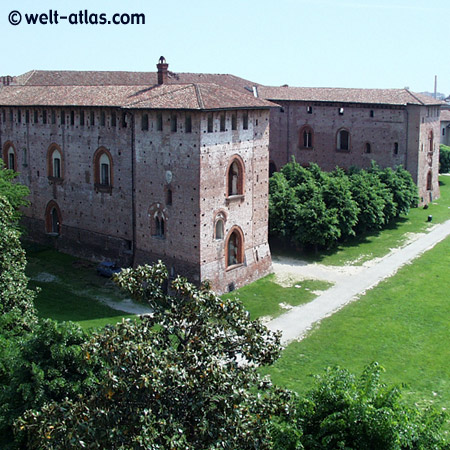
[25, 244, 136, 329]
[271, 176, 450, 267]
[222, 274, 332, 321]
[262, 235, 450, 416]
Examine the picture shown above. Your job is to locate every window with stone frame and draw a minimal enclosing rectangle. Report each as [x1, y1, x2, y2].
[45, 201, 62, 235]
[227, 157, 245, 197]
[226, 227, 244, 268]
[2, 143, 17, 171]
[299, 126, 314, 149]
[93, 147, 113, 192]
[47, 145, 63, 179]
[337, 129, 350, 151]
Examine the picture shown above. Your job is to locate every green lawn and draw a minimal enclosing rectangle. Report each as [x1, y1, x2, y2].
[25, 244, 137, 330]
[271, 175, 450, 267]
[262, 235, 450, 416]
[222, 274, 332, 321]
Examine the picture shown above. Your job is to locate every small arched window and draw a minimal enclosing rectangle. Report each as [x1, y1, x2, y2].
[99, 153, 110, 186]
[45, 201, 62, 235]
[8, 147, 15, 171]
[365, 143, 371, 154]
[337, 129, 350, 151]
[226, 227, 244, 268]
[215, 220, 224, 240]
[152, 212, 166, 238]
[227, 157, 244, 197]
[2, 143, 16, 171]
[47, 144, 63, 179]
[93, 147, 113, 191]
[299, 126, 314, 149]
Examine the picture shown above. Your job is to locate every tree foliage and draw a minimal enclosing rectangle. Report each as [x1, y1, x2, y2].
[440, 145, 450, 173]
[269, 160, 418, 249]
[18, 263, 293, 449]
[274, 363, 449, 450]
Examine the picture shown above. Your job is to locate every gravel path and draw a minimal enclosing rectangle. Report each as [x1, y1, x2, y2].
[267, 219, 450, 345]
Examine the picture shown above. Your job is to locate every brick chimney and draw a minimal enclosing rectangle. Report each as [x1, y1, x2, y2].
[1, 76, 13, 86]
[157, 56, 168, 85]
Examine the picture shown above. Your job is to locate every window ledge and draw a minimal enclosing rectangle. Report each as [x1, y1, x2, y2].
[226, 263, 244, 272]
[48, 176, 63, 184]
[225, 195, 244, 205]
[95, 184, 113, 194]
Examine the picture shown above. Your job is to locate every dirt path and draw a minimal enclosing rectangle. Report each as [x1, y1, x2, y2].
[267, 219, 450, 345]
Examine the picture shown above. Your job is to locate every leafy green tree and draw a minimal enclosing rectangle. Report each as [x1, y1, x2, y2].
[0, 195, 37, 336]
[0, 319, 95, 449]
[439, 145, 450, 173]
[292, 363, 448, 450]
[19, 262, 293, 449]
[0, 161, 30, 225]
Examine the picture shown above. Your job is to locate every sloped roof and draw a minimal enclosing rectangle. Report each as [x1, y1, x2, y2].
[0, 83, 274, 110]
[258, 86, 444, 106]
[12, 70, 259, 94]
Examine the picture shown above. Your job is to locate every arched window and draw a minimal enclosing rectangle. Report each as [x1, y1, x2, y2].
[337, 129, 350, 151]
[47, 144, 63, 179]
[226, 227, 244, 268]
[2, 142, 16, 171]
[227, 156, 244, 197]
[100, 153, 110, 186]
[427, 171, 432, 190]
[93, 147, 113, 191]
[45, 201, 62, 235]
[299, 126, 314, 149]
[215, 220, 224, 239]
[365, 143, 371, 154]
[152, 212, 165, 238]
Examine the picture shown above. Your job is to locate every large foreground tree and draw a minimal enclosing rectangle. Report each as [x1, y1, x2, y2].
[19, 263, 293, 449]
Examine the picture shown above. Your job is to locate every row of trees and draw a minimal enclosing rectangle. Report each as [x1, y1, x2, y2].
[440, 145, 450, 173]
[269, 160, 419, 250]
[1, 163, 448, 449]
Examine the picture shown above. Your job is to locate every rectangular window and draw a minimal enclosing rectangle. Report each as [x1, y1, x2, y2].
[70, 111, 75, 125]
[121, 112, 127, 128]
[101, 163, 109, 185]
[141, 113, 149, 131]
[185, 114, 192, 133]
[10, 109, 14, 122]
[17, 109, 21, 123]
[111, 111, 116, 127]
[157, 113, 163, 131]
[307, 106, 313, 114]
[171, 114, 177, 132]
[61, 110, 65, 125]
[34, 110, 38, 123]
[443, 128, 446, 136]
[25, 110, 30, 124]
[242, 112, 248, 130]
[51, 110, 56, 124]
[231, 113, 237, 130]
[207, 114, 213, 133]
[338, 107, 344, 115]
[80, 111, 85, 126]
[394, 142, 399, 155]
[220, 113, 226, 132]
[370, 110, 374, 118]
[90, 111, 95, 126]
[100, 111, 105, 126]
[43, 110, 47, 124]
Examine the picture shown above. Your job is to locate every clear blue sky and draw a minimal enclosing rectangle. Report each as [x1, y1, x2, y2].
[3, 0, 449, 95]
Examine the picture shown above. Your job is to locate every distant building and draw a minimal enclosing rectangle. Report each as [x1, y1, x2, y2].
[259, 86, 442, 204]
[440, 109, 450, 147]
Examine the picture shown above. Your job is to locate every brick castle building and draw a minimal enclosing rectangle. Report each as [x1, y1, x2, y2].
[0, 58, 443, 292]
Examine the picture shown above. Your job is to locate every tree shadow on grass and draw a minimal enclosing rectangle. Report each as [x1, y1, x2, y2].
[270, 216, 410, 264]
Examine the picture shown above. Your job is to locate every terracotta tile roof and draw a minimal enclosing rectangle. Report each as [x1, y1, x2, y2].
[258, 86, 444, 106]
[440, 109, 450, 121]
[0, 83, 274, 110]
[11, 70, 259, 94]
